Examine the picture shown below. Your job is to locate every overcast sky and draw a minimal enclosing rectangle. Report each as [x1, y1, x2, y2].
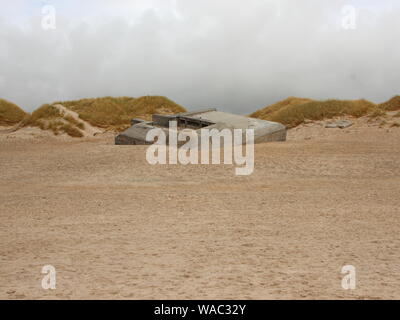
[0, 0, 399, 113]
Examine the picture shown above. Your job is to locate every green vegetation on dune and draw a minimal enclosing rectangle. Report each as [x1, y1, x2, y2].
[56, 96, 186, 130]
[0, 99, 27, 126]
[251, 98, 380, 128]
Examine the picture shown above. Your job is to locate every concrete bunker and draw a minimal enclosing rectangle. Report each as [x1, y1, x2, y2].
[115, 108, 287, 145]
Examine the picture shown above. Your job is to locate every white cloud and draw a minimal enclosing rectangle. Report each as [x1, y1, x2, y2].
[0, 0, 399, 112]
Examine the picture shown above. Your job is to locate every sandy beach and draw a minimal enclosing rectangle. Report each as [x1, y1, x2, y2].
[1, 120, 400, 299]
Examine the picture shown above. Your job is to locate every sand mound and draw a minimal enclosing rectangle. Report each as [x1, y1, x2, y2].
[21, 104, 86, 137]
[55, 96, 186, 131]
[251, 97, 379, 128]
[53, 104, 102, 137]
[0, 99, 27, 126]
[14, 96, 186, 138]
[379, 96, 400, 111]
[250, 97, 313, 119]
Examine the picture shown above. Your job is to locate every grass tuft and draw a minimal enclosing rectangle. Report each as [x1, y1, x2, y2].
[21, 104, 84, 137]
[20, 96, 186, 137]
[0, 99, 27, 126]
[379, 96, 400, 111]
[64, 115, 85, 130]
[369, 109, 386, 119]
[251, 98, 379, 128]
[55, 96, 186, 129]
[60, 123, 84, 137]
[24, 104, 62, 126]
[250, 97, 313, 119]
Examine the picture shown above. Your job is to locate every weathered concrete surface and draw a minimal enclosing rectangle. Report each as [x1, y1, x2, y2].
[115, 123, 156, 145]
[115, 109, 287, 145]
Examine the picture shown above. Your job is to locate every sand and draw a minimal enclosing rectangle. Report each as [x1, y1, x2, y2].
[0, 118, 400, 300]
[53, 104, 103, 138]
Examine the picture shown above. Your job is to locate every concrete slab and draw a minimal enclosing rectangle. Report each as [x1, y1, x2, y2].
[115, 109, 286, 145]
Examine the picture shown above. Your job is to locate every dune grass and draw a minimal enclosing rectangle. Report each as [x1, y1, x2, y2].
[59, 123, 84, 137]
[0, 99, 27, 126]
[250, 97, 313, 119]
[7, 95, 398, 135]
[20, 96, 186, 137]
[379, 96, 400, 111]
[368, 108, 386, 118]
[55, 96, 186, 129]
[64, 115, 85, 130]
[24, 104, 62, 125]
[22, 104, 84, 137]
[251, 98, 379, 128]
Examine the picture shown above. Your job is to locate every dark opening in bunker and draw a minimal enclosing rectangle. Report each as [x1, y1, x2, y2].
[176, 116, 215, 129]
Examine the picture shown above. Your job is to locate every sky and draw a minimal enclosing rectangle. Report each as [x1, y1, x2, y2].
[0, 0, 399, 113]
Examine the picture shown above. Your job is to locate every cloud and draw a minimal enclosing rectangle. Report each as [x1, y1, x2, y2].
[0, 0, 399, 112]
